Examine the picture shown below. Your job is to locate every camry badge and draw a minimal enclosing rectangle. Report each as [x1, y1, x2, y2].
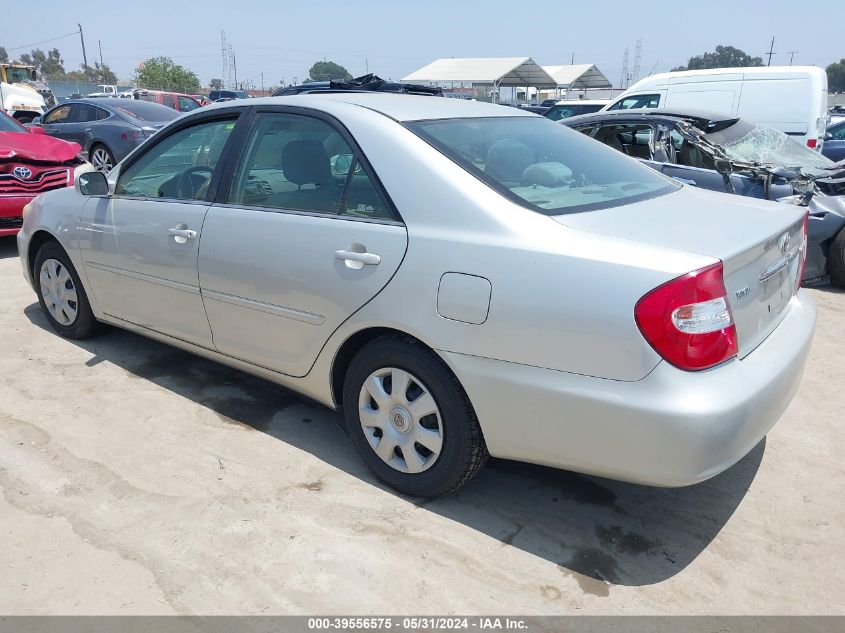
[12, 166, 33, 180]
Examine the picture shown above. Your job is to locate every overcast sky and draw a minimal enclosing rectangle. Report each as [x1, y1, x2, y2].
[4, 1, 842, 88]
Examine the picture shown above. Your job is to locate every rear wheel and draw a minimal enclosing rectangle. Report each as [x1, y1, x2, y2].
[89, 144, 115, 172]
[830, 228, 845, 288]
[34, 241, 99, 339]
[342, 335, 488, 497]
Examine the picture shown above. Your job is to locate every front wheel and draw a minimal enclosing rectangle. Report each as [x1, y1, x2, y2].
[342, 335, 488, 497]
[34, 241, 100, 339]
[829, 228, 845, 288]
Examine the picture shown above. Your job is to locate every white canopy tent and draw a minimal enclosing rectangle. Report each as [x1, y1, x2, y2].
[540, 64, 613, 100]
[402, 57, 557, 102]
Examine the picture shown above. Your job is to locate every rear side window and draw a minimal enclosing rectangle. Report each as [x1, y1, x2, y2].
[607, 94, 661, 110]
[407, 116, 677, 215]
[228, 112, 395, 221]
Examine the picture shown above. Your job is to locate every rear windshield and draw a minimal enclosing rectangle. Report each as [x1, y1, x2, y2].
[407, 116, 677, 215]
[112, 101, 179, 122]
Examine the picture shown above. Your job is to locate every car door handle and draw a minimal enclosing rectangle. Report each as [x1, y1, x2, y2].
[168, 226, 197, 243]
[335, 249, 380, 266]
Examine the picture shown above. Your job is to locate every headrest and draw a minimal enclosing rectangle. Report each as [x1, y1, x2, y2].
[282, 140, 332, 186]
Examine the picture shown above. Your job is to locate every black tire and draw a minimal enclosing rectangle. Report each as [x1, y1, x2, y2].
[33, 241, 100, 339]
[830, 228, 845, 289]
[342, 334, 488, 497]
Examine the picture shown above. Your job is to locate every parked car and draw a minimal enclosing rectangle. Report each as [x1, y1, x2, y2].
[33, 98, 178, 172]
[563, 108, 845, 286]
[516, 105, 549, 114]
[822, 120, 845, 163]
[273, 74, 442, 97]
[544, 99, 609, 121]
[0, 111, 85, 236]
[539, 99, 558, 108]
[208, 89, 250, 101]
[603, 66, 829, 149]
[830, 105, 845, 126]
[18, 95, 815, 497]
[133, 90, 202, 113]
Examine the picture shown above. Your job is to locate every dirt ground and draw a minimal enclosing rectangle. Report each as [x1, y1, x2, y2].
[0, 234, 843, 615]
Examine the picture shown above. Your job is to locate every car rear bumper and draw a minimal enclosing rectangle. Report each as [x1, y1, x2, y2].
[441, 291, 816, 487]
[0, 195, 32, 236]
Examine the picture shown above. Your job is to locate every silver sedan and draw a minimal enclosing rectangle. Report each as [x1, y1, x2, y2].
[17, 94, 816, 497]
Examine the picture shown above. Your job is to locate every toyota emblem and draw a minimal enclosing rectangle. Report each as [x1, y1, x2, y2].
[12, 166, 32, 180]
[777, 232, 791, 255]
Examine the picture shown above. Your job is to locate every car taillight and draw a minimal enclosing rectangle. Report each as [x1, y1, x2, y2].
[796, 211, 808, 293]
[120, 130, 148, 141]
[807, 138, 818, 149]
[635, 262, 738, 371]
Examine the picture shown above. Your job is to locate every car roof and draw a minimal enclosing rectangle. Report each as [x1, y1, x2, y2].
[561, 107, 739, 129]
[553, 99, 609, 106]
[200, 92, 535, 122]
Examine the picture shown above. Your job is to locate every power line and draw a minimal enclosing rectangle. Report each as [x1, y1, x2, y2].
[7, 31, 79, 52]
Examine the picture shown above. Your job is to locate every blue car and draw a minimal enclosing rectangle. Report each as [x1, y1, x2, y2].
[822, 120, 845, 163]
[563, 108, 845, 286]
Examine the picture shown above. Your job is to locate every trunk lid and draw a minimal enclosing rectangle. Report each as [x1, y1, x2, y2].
[553, 185, 806, 358]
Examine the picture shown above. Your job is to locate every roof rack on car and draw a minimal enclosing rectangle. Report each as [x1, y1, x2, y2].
[272, 74, 443, 97]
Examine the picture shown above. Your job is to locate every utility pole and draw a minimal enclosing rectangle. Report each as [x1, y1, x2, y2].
[365, 59, 369, 74]
[98, 40, 104, 83]
[766, 36, 776, 66]
[78, 24, 90, 83]
[571, 52, 574, 65]
[787, 50, 798, 65]
[233, 53, 237, 89]
[260, 72, 264, 93]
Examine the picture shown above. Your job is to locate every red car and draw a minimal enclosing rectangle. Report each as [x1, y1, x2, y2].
[0, 112, 83, 236]
[132, 89, 202, 113]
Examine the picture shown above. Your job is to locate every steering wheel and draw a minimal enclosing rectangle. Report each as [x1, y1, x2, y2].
[176, 166, 214, 199]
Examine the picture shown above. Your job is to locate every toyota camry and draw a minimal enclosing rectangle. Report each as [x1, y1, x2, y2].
[17, 94, 816, 496]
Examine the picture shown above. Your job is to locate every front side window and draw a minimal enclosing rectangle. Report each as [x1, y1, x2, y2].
[407, 116, 676, 215]
[544, 106, 577, 122]
[607, 94, 661, 110]
[177, 96, 200, 112]
[229, 112, 394, 220]
[828, 122, 845, 141]
[115, 117, 236, 200]
[43, 105, 71, 124]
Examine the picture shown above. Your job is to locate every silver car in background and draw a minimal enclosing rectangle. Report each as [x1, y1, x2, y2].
[17, 94, 816, 497]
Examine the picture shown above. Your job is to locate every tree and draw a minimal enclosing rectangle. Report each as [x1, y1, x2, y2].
[308, 60, 352, 82]
[672, 45, 764, 72]
[136, 56, 200, 93]
[209, 78, 222, 90]
[827, 59, 845, 93]
[40, 49, 66, 79]
[0, 47, 8, 63]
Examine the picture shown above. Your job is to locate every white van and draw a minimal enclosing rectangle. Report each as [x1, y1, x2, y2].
[603, 66, 829, 150]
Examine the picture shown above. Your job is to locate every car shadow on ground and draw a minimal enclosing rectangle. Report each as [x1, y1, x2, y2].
[23, 303, 763, 590]
[0, 236, 19, 260]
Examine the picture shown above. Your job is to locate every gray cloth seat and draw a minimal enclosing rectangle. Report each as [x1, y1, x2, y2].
[267, 139, 341, 213]
[485, 139, 535, 187]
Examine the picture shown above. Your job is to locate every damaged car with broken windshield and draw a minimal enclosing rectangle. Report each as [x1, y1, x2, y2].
[563, 109, 845, 287]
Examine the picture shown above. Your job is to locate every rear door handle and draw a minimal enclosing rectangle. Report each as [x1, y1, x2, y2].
[335, 249, 381, 267]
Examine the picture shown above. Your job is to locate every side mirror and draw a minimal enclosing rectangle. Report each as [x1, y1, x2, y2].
[825, 132, 834, 141]
[30, 116, 42, 125]
[77, 170, 110, 196]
